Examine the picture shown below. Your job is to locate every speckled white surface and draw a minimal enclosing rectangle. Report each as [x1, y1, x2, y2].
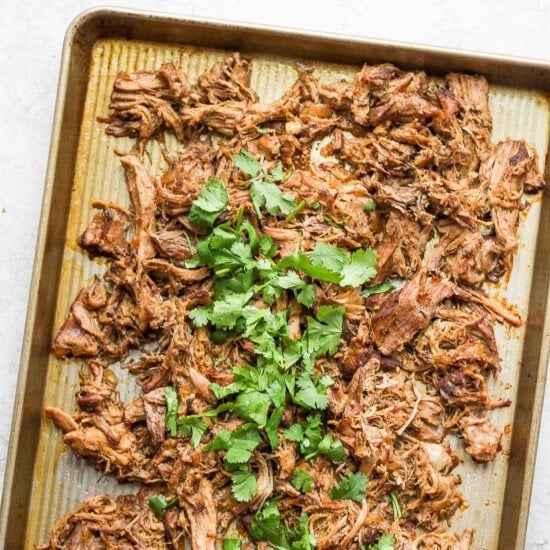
[1, 0, 549, 547]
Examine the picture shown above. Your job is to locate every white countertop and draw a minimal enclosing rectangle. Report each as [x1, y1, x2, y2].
[1, 0, 549, 547]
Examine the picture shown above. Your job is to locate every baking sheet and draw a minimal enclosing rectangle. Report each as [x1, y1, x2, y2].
[24, 38, 550, 549]
[1, 9, 549, 549]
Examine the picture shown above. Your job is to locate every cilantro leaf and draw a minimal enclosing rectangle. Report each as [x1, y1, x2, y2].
[271, 161, 284, 182]
[361, 280, 395, 298]
[188, 179, 229, 228]
[316, 433, 346, 461]
[251, 500, 290, 549]
[291, 469, 313, 493]
[296, 284, 316, 307]
[260, 235, 277, 257]
[310, 242, 347, 272]
[389, 491, 402, 520]
[367, 533, 396, 550]
[209, 381, 241, 400]
[284, 424, 305, 442]
[223, 540, 242, 550]
[148, 494, 178, 518]
[188, 306, 211, 327]
[177, 416, 208, 447]
[265, 406, 284, 450]
[278, 254, 341, 284]
[275, 271, 304, 289]
[205, 428, 232, 451]
[304, 306, 344, 358]
[329, 473, 368, 502]
[164, 386, 179, 437]
[340, 248, 377, 287]
[233, 390, 271, 428]
[289, 514, 316, 550]
[299, 414, 323, 457]
[233, 150, 262, 178]
[210, 291, 254, 329]
[206, 426, 263, 464]
[292, 373, 333, 410]
[232, 466, 259, 502]
[250, 180, 297, 218]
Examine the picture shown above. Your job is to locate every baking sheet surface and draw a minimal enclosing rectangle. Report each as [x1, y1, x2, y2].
[27, 38, 550, 548]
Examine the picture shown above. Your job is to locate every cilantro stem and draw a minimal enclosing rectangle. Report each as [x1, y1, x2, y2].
[253, 204, 263, 220]
[215, 268, 232, 277]
[181, 229, 196, 255]
[285, 200, 306, 223]
[236, 206, 244, 228]
[390, 491, 402, 520]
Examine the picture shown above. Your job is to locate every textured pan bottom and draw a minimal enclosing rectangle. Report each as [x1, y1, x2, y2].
[27, 38, 550, 549]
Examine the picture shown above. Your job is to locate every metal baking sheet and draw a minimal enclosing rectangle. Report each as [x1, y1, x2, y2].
[1, 8, 550, 549]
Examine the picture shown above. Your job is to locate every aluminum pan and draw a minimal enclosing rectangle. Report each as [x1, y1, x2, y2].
[1, 7, 550, 549]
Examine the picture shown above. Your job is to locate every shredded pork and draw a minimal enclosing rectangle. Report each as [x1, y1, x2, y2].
[42, 53, 545, 549]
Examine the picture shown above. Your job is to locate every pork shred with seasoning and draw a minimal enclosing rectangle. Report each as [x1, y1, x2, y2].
[42, 52, 545, 549]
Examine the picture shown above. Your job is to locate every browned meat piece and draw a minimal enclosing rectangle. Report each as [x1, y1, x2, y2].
[143, 259, 210, 294]
[446, 73, 492, 166]
[456, 284, 522, 326]
[459, 416, 501, 462]
[182, 101, 248, 136]
[110, 62, 190, 99]
[318, 80, 353, 110]
[150, 228, 192, 260]
[480, 138, 545, 252]
[372, 270, 454, 355]
[263, 225, 298, 258]
[369, 93, 441, 126]
[78, 200, 130, 258]
[437, 367, 491, 407]
[177, 473, 217, 550]
[339, 134, 417, 176]
[45, 407, 78, 433]
[40, 490, 176, 549]
[196, 52, 257, 103]
[373, 212, 432, 282]
[416, 304, 499, 373]
[52, 284, 104, 358]
[188, 367, 216, 403]
[119, 154, 157, 262]
[143, 387, 167, 447]
[430, 222, 500, 284]
[52, 311, 98, 358]
[158, 139, 216, 214]
[157, 62, 191, 100]
[103, 62, 189, 142]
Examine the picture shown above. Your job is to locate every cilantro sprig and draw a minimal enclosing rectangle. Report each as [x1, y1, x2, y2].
[284, 414, 346, 462]
[329, 472, 368, 502]
[233, 149, 297, 219]
[291, 469, 313, 493]
[251, 500, 316, 550]
[188, 178, 229, 228]
[148, 493, 178, 518]
[174, 161, 381, 509]
[279, 242, 377, 288]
